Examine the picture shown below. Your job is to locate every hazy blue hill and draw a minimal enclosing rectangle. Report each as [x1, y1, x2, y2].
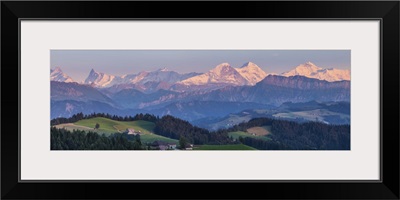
[110, 89, 178, 109]
[278, 101, 350, 114]
[192, 101, 350, 130]
[51, 81, 118, 107]
[259, 75, 350, 90]
[195, 75, 350, 106]
[149, 101, 274, 122]
[325, 101, 351, 115]
[51, 75, 350, 122]
[278, 100, 322, 111]
[51, 100, 137, 119]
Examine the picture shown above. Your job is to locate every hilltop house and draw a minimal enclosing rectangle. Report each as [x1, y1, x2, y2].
[124, 128, 141, 135]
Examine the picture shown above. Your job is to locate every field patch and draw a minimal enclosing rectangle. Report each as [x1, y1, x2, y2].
[72, 117, 155, 134]
[53, 123, 101, 133]
[194, 144, 256, 150]
[113, 121, 155, 134]
[228, 130, 271, 141]
[247, 126, 272, 136]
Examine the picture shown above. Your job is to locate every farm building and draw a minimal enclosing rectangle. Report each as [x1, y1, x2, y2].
[124, 128, 141, 135]
[185, 144, 194, 150]
[151, 141, 177, 150]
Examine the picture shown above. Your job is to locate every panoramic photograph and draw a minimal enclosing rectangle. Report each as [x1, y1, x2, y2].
[50, 50, 350, 150]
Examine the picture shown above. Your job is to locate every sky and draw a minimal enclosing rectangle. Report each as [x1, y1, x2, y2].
[51, 50, 350, 82]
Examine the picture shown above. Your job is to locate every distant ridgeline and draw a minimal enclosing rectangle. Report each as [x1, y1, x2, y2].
[51, 112, 350, 150]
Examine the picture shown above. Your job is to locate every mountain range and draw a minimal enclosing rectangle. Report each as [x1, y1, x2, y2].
[50, 61, 351, 128]
[178, 62, 267, 86]
[51, 61, 350, 92]
[84, 68, 201, 91]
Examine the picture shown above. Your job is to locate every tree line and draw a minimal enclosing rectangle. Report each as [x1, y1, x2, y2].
[154, 115, 232, 145]
[51, 112, 159, 126]
[51, 127, 143, 150]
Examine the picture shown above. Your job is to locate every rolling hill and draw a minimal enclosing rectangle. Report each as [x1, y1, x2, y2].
[54, 117, 178, 144]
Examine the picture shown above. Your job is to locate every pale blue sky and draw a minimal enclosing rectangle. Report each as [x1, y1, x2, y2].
[51, 50, 350, 82]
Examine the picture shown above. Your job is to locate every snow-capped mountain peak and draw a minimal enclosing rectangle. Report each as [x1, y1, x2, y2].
[52, 66, 62, 73]
[210, 63, 234, 76]
[159, 67, 169, 72]
[282, 62, 350, 82]
[50, 67, 75, 83]
[85, 68, 100, 83]
[283, 62, 322, 77]
[235, 62, 268, 85]
[89, 68, 96, 74]
[239, 61, 258, 68]
[179, 62, 248, 86]
[84, 68, 119, 87]
[303, 61, 322, 70]
[82, 67, 200, 91]
[215, 62, 230, 68]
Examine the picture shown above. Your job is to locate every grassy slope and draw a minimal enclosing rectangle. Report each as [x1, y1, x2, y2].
[247, 126, 272, 136]
[54, 123, 99, 133]
[194, 144, 256, 150]
[74, 117, 154, 134]
[61, 117, 178, 144]
[140, 134, 178, 144]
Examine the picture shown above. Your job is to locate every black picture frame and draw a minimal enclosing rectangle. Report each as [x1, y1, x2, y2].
[1, 1, 399, 199]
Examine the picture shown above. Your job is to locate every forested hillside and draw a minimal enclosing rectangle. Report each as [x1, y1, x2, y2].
[51, 113, 350, 150]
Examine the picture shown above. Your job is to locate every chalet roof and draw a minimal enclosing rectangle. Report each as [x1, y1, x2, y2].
[185, 144, 193, 148]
